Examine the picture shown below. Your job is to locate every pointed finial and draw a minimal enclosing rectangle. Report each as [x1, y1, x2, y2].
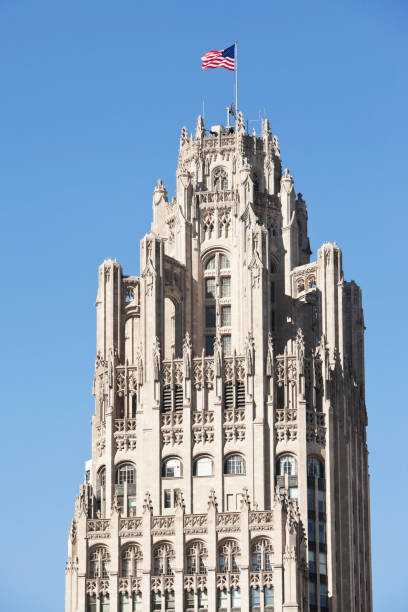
[180, 126, 188, 146]
[143, 491, 153, 513]
[240, 487, 251, 510]
[208, 488, 218, 510]
[196, 115, 205, 139]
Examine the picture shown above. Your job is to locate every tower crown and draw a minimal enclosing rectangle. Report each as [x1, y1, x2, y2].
[66, 111, 372, 612]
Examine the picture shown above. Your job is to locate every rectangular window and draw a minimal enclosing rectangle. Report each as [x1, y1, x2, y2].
[226, 494, 234, 512]
[128, 497, 137, 516]
[198, 590, 208, 609]
[220, 254, 230, 269]
[102, 560, 110, 578]
[319, 522, 326, 543]
[308, 519, 315, 542]
[231, 588, 240, 607]
[100, 596, 110, 612]
[205, 277, 216, 299]
[222, 335, 231, 356]
[152, 592, 161, 611]
[185, 590, 194, 609]
[217, 589, 228, 608]
[252, 552, 261, 571]
[133, 593, 142, 612]
[205, 306, 216, 328]
[221, 305, 231, 326]
[219, 553, 229, 572]
[264, 586, 274, 606]
[319, 552, 327, 575]
[231, 554, 240, 573]
[90, 561, 99, 578]
[308, 488, 315, 510]
[318, 490, 326, 513]
[205, 335, 215, 356]
[87, 596, 97, 612]
[122, 559, 131, 577]
[320, 584, 328, 607]
[119, 594, 131, 612]
[186, 555, 196, 574]
[309, 582, 316, 605]
[308, 550, 316, 573]
[221, 276, 231, 297]
[289, 487, 298, 500]
[154, 558, 163, 576]
[165, 591, 175, 610]
[164, 490, 171, 508]
[251, 587, 261, 605]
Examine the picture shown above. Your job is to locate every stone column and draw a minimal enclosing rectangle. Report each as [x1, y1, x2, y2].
[109, 502, 120, 612]
[141, 494, 153, 612]
[174, 497, 185, 611]
[207, 490, 218, 612]
[239, 490, 251, 611]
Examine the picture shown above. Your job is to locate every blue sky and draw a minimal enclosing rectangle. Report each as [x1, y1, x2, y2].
[0, 1, 406, 609]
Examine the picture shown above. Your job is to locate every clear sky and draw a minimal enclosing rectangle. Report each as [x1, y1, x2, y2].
[0, 1, 406, 610]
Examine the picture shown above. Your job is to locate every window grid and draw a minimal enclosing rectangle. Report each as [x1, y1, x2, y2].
[225, 454, 245, 475]
[204, 253, 231, 357]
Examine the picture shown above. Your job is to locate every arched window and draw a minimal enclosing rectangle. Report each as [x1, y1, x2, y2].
[153, 542, 175, 576]
[88, 546, 110, 578]
[251, 538, 273, 571]
[193, 456, 213, 477]
[203, 251, 232, 356]
[121, 544, 142, 577]
[308, 457, 324, 478]
[205, 256, 215, 271]
[224, 454, 245, 475]
[186, 541, 208, 574]
[162, 457, 182, 478]
[115, 463, 135, 484]
[276, 455, 297, 476]
[213, 168, 228, 191]
[218, 540, 241, 572]
[98, 467, 106, 488]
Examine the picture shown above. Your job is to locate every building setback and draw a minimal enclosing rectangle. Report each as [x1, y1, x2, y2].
[65, 113, 372, 612]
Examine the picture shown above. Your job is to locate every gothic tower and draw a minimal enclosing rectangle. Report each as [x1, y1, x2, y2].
[65, 113, 372, 612]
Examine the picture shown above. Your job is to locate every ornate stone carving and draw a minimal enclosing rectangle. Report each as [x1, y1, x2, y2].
[184, 514, 208, 534]
[216, 512, 240, 532]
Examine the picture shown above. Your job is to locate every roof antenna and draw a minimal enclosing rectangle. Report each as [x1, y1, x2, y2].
[224, 104, 235, 130]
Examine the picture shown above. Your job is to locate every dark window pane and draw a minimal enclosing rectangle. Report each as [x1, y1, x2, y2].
[205, 336, 215, 356]
[205, 306, 216, 328]
[205, 277, 216, 298]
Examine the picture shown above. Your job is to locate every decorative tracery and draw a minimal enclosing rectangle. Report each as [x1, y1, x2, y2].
[213, 167, 228, 191]
[153, 542, 175, 576]
[88, 546, 110, 579]
[186, 541, 208, 575]
[121, 544, 143, 577]
[251, 538, 273, 571]
[218, 539, 241, 573]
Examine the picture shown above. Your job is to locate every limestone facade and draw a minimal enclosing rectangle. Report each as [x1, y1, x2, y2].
[65, 113, 372, 612]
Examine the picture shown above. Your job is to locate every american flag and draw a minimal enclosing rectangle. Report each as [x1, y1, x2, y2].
[201, 44, 235, 71]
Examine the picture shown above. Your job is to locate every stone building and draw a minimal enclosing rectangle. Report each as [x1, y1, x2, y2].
[65, 113, 372, 612]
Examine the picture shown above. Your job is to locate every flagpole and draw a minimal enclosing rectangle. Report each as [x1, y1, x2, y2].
[235, 40, 238, 118]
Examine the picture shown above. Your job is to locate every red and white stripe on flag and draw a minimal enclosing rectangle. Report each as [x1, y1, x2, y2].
[201, 49, 235, 71]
